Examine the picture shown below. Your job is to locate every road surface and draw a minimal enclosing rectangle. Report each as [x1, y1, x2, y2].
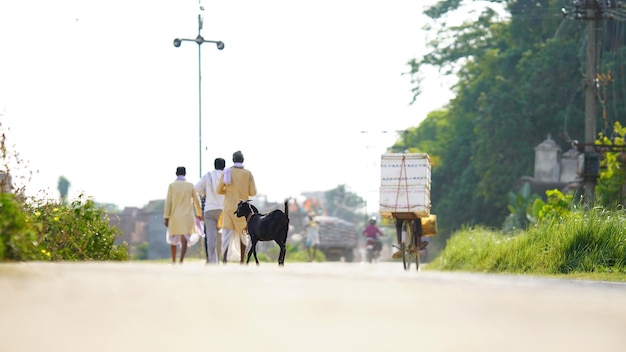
[1, 261, 625, 352]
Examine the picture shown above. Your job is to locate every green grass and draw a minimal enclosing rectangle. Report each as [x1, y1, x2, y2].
[425, 209, 626, 282]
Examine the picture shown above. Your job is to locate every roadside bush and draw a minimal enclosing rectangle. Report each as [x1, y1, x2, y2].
[1, 122, 128, 261]
[28, 194, 129, 261]
[428, 209, 626, 274]
[0, 192, 42, 261]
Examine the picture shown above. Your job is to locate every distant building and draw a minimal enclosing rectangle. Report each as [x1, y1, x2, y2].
[109, 196, 287, 260]
[108, 199, 171, 260]
[518, 135, 583, 198]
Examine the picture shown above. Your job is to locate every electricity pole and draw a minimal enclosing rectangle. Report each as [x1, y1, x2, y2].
[583, 0, 600, 207]
[563, 0, 619, 208]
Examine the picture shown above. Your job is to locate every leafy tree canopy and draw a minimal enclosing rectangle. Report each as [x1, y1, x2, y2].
[397, 0, 626, 244]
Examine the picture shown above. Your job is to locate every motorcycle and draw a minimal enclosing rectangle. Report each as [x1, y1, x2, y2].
[364, 236, 383, 263]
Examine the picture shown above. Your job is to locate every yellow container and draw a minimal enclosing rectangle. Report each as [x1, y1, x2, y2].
[421, 214, 437, 237]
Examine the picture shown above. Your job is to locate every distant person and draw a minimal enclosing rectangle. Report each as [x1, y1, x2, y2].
[195, 157, 226, 264]
[304, 212, 320, 262]
[392, 220, 428, 259]
[216, 150, 257, 264]
[164, 166, 203, 264]
[362, 216, 384, 252]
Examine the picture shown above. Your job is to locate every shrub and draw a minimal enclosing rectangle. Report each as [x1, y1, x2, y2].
[0, 192, 42, 261]
[0, 122, 128, 261]
[429, 209, 626, 274]
[28, 194, 129, 261]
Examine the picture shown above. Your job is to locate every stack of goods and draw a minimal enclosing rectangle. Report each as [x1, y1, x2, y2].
[313, 216, 358, 246]
[379, 153, 431, 218]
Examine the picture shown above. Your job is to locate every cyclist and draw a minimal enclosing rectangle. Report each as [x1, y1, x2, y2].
[392, 219, 429, 259]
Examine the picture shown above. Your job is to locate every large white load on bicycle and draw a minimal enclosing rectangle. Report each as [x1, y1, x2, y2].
[379, 153, 431, 219]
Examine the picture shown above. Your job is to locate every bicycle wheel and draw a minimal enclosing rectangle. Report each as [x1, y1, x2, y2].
[401, 242, 411, 270]
[405, 220, 420, 272]
[402, 222, 411, 271]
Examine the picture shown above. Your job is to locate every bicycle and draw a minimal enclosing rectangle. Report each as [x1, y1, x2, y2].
[392, 214, 425, 272]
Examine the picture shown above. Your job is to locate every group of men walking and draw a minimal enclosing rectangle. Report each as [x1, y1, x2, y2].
[163, 150, 256, 264]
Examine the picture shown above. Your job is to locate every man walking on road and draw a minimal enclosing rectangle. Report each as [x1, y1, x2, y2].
[216, 150, 257, 264]
[195, 157, 226, 264]
[164, 166, 203, 264]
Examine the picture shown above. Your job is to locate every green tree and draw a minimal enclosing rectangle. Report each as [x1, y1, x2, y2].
[399, 0, 626, 240]
[596, 122, 626, 208]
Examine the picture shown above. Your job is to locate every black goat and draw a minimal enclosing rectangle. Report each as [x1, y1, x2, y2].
[234, 199, 289, 266]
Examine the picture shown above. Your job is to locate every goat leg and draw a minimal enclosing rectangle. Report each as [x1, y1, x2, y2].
[246, 239, 261, 266]
[246, 246, 253, 264]
[278, 243, 286, 266]
[252, 239, 260, 265]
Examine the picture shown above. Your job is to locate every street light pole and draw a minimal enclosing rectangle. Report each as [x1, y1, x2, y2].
[173, 2, 224, 179]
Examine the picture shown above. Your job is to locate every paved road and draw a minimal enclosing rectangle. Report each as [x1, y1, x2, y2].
[1, 261, 625, 352]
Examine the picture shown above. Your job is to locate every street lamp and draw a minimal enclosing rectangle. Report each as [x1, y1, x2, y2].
[173, 5, 224, 178]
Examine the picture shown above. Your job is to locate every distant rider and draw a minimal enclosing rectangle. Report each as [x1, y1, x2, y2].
[362, 217, 384, 252]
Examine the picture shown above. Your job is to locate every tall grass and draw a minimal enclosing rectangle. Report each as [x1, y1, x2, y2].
[428, 209, 626, 274]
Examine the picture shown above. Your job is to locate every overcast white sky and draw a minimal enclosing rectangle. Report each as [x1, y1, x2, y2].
[0, 0, 456, 213]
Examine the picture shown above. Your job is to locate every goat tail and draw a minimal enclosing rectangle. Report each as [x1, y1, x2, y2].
[284, 198, 289, 218]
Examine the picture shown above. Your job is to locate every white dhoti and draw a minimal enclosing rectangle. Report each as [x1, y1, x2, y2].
[166, 218, 204, 247]
[222, 229, 249, 262]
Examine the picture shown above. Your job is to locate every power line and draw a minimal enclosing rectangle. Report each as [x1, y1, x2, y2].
[562, 0, 624, 20]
